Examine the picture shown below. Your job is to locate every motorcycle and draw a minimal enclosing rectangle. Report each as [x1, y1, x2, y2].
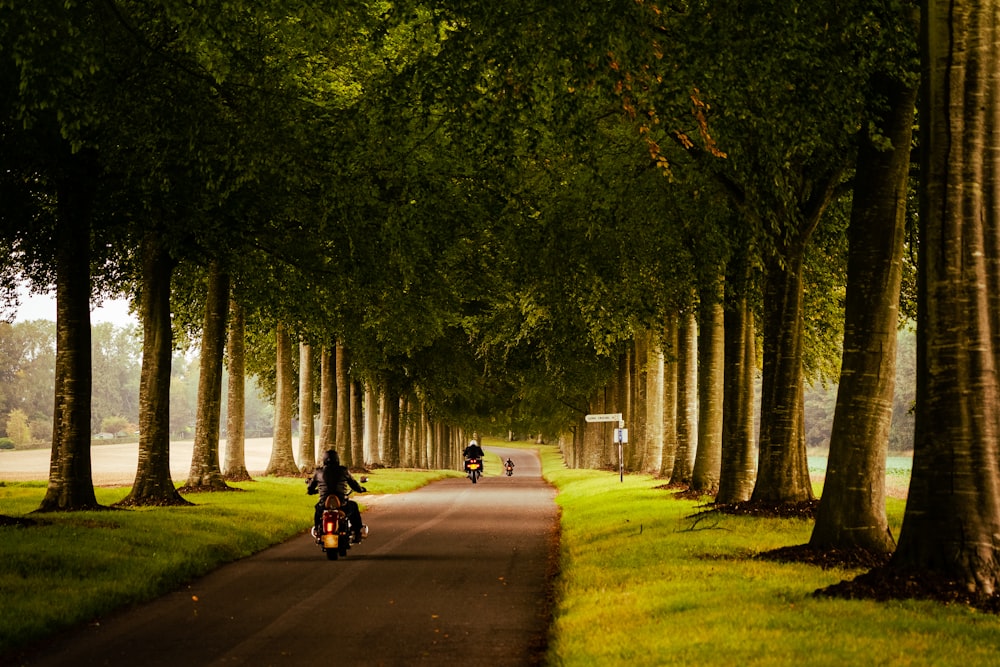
[311, 478, 368, 561]
[465, 457, 483, 484]
[504, 461, 514, 476]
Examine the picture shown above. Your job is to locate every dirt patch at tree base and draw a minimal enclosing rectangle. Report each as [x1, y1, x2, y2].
[815, 566, 1000, 613]
[710, 499, 821, 519]
[758, 543, 892, 570]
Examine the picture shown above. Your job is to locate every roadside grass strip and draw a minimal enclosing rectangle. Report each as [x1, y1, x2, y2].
[537, 445, 1000, 667]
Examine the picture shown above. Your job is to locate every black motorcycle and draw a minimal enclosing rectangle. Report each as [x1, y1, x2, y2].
[312, 478, 368, 560]
[504, 460, 514, 476]
[465, 457, 483, 484]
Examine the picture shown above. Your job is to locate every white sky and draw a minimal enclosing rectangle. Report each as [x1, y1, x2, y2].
[11, 286, 137, 326]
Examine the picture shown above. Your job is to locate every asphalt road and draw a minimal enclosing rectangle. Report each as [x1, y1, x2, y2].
[6, 446, 558, 667]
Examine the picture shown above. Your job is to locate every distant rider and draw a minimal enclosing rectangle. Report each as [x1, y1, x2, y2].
[463, 439, 485, 474]
[307, 449, 367, 543]
[504, 458, 515, 473]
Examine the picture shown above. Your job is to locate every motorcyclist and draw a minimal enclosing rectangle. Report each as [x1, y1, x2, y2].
[504, 458, 515, 473]
[463, 439, 485, 475]
[307, 450, 367, 543]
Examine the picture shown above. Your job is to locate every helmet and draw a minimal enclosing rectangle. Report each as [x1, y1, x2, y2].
[469, 440, 477, 447]
[322, 450, 340, 467]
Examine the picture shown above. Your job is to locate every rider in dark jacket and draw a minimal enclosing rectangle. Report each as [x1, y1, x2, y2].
[307, 450, 367, 542]
[463, 439, 485, 474]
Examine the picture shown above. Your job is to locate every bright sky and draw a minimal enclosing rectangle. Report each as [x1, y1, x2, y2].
[11, 286, 137, 326]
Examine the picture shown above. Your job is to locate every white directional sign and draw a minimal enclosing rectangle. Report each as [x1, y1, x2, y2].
[585, 413, 623, 423]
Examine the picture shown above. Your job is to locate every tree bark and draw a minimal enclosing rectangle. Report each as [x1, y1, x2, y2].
[660, 313, 679, 479]
[751, 250, 815, 504]
[810, 72, 917, 552]
[692, 279, 724, 494]
[265, 323, 298, 476]
[350, 378, 364, 469]
[298, 341, 316, 472]
[716, 291, 757, 504]
[381, 384, 401, 467]
[364, 383, 381, 466]
[889, 0, 1000, 595]
[317, 346, 335, 452]
[118, 232, 189, 507]
[335, 340, 351, 465]
[223, 298, 251, 482]
[38, 154, 100, 512]
[670, 310, 698, 486]
[185, 262, 230, 490]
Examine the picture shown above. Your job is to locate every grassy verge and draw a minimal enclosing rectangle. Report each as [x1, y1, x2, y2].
[0, 468, 456, 655]
[536, 445, 999, 667]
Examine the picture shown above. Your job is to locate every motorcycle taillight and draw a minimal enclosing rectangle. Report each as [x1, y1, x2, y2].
[324, 519, 335, 533]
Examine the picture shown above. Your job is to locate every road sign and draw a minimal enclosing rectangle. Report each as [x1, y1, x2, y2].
[584, 413, 623, 423]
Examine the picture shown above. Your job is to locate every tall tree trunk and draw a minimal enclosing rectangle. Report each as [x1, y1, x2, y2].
[810, 72, 917, 552]
[185, 262, 230, 490]
[298, 341, 316, 472]
[670, 310, 698, 486]
[381, 385, 401, 467]
[317, 346, 335, 452]
[223, 298, 251, 482]
[350, 379, 364, 469]
[364, 383, 381, 466]
[335, 341, 351, 465]
[38, 157, 99, 512]
[660, 313, 679, 479]
[692, 281, 725, 494]
[751, 250, 815, 504]
[889, 0, 1000, 595]
[118, 233, 188, 507]
[629, 333, 650, 471]
[716, 292, 757, 504]
[265, 323, 298, 476]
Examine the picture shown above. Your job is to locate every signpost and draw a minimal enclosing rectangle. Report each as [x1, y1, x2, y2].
[585, 413, 627, 482]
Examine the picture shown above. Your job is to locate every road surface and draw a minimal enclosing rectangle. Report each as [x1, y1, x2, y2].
[4, 446, 558, 666]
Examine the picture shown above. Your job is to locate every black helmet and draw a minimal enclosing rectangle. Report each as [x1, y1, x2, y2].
[322, 450, 340, 467]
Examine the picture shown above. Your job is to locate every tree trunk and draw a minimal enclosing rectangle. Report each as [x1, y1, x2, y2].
[716, 291, 757, 504]
[890, 0, 1000, 595]
[670, 310, 698, 486]
[118, 233, 189, 507]
[317, 346, 335, 452]
[381, 385, 401, 467]
[335, 341, 351, 465]
[298, 341, 316, 472]
[38, 157, 100, 512]
[629, 333, 650, 471]
[750, 250, 815, 504]
[364, 383, 381, 466]
[350, 378, 364, 469]
[660, 313, 679, 479]
[810, 72, 917, 552]
[223, 298, 251, 482]
[185, 262, 230, 490]
[692, 280, 724, 494]
[265, 323, 298, 476]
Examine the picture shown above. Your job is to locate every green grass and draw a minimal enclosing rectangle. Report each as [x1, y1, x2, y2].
[0, 468, 456, 656]
[536, 445, 1000, 667]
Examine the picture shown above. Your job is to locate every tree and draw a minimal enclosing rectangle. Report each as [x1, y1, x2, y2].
[264, 323, 298, 476]
[298, 341, 316, 472]
[184, 261, 231, 490]
[223, 298, 252, 481]
[5, 408, 31, 447]
[873, 0, 1000, 598]
[810, 63, 918, 553]
[118, 233, 188, 507]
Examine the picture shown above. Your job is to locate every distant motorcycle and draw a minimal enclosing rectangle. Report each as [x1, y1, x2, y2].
[465, 457, 483, 484]
[504, 460, 514, 476]
[311, 478, 368, 561]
